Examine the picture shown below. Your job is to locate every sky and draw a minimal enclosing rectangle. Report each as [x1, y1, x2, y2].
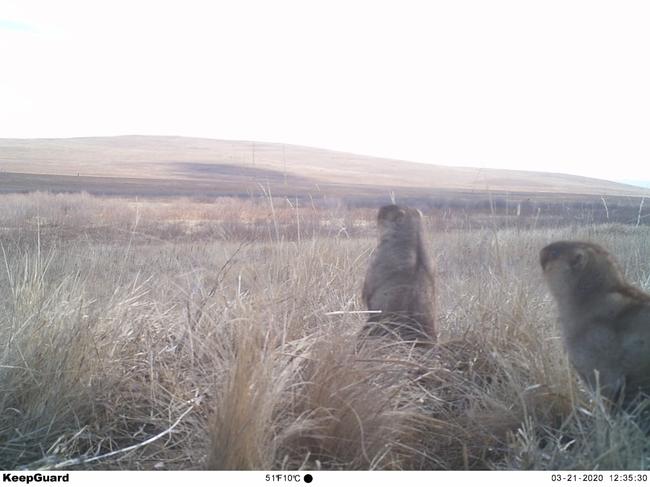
[1, 1, 649, 183]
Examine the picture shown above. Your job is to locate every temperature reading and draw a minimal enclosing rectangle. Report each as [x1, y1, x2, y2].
[265, 474, 302, 482]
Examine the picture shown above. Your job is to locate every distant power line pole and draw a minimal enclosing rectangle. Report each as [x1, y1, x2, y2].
[283, 144, 287, 186]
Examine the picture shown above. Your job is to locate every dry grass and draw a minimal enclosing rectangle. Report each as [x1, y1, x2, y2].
[1, 192, 650, 470]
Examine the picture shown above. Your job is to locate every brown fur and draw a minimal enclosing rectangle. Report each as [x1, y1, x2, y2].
[362, 205, 436, 342]
[540, 241, 650, 406]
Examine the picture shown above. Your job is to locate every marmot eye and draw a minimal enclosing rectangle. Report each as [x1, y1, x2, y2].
[541, 247, 560, 268]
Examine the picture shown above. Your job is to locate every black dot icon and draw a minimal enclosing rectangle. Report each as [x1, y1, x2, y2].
[304, 474, 313, 483]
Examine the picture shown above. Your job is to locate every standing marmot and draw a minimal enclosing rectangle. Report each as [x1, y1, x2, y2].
[362, 205, 436, 342]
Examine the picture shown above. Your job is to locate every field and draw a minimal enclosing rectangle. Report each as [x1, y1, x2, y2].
[1, 191, 650, 470]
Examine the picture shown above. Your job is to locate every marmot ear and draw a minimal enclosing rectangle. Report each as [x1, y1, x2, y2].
[570, 249, 587, 270]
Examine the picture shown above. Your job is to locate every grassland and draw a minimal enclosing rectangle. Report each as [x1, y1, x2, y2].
[1, 191, 650, 470]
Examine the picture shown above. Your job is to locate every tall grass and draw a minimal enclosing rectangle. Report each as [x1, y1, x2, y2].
[0, 192, 649, 469]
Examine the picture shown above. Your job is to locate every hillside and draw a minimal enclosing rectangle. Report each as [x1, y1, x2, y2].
[0, 135, 648, 199]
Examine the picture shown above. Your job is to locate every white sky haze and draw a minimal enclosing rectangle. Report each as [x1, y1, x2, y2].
[1, 1, 649, 182]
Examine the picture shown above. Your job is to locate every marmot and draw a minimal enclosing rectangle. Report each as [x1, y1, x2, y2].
[362, 205, 436, 342]
[540, 240, 650, 406]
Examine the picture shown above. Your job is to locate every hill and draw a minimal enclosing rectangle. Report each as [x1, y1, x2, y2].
[0, 135, 648, 200]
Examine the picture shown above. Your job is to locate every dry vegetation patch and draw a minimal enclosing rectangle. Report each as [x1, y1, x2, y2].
[1, 193, 649, 470]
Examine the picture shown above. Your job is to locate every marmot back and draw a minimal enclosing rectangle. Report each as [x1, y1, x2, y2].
[362, 205, 436, 342]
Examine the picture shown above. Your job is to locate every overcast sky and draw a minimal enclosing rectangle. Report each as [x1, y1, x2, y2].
[1, 1, 649, 182]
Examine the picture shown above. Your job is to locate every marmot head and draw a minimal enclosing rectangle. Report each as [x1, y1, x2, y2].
[540, 241, 625, 302]
[376, 205, 423, 241]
